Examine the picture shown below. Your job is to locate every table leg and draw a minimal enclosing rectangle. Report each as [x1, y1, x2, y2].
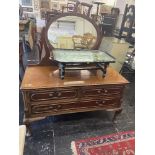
[59, 63, 65, 79]
[97, 63, 109, 77]
[112, 109, 122, 123]
[24, 121, 32, 137]
[103, 63, 109, 77]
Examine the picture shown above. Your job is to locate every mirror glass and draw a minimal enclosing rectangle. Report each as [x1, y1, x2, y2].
[47, 16, 97, 49]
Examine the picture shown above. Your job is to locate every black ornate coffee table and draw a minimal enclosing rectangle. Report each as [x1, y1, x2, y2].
[51, 49, 115, 79]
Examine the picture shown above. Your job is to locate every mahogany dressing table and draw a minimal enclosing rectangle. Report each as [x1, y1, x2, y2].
[21, 66, 128, 135]
[20, 12, 129, 135]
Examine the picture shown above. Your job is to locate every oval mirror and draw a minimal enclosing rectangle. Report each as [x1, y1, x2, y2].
[47, 14, 100, 50]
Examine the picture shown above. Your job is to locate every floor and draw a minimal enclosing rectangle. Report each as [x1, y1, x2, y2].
[19, 37, 135, 155]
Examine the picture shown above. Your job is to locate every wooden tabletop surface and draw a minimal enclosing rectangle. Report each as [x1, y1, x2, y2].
[21, 66, 129, 90]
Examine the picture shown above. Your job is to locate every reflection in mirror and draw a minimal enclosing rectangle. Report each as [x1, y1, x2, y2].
[47, 16, 97, 49]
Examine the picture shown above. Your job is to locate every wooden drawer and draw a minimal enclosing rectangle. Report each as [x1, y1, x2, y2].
[81, 86, 123, 98]
[31, 98, 121, 115]
[29, 89, 77, 102]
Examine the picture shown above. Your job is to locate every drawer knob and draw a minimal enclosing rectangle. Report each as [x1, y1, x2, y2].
[57, 105, 62, 109]
[98, 104, 103, 106]
[102, 101, 105, 104]
[57, 92, 61, 96]
[49, 93, 53, 97]
[97, 90, 101, 93]
[104, 90, 108, 93]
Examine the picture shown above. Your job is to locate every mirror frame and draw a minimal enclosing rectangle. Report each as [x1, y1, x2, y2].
[39, 12, 103, 66]
[45, 13, 102, 49]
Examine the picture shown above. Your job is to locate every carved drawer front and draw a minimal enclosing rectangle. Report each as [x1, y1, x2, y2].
[102, 87, 123, 96]
[81, 86, 123, 97]
[82, 88, 103, 97]
[31, 98, 120, 115]
[30, 89, 77, 102]
[94, 98, 120, 107]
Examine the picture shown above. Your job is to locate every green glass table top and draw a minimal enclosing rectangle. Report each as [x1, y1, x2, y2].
[52, 49, 115, 63]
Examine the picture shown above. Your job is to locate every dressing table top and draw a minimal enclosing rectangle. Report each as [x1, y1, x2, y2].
[21, 66, 129, 90]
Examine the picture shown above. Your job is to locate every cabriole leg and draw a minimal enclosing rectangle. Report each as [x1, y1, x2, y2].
[23, 120, 32, 137]
[112, 109, 122, 123]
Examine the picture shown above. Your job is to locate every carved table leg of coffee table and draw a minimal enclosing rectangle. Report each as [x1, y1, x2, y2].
[59, 63, 65, 79]
[112, 109, 122, 123]
[103, 63, 109, 77]
[97, 62, 109, 77]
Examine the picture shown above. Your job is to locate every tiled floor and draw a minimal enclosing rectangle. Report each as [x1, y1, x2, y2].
[19, 38, 135, 155]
